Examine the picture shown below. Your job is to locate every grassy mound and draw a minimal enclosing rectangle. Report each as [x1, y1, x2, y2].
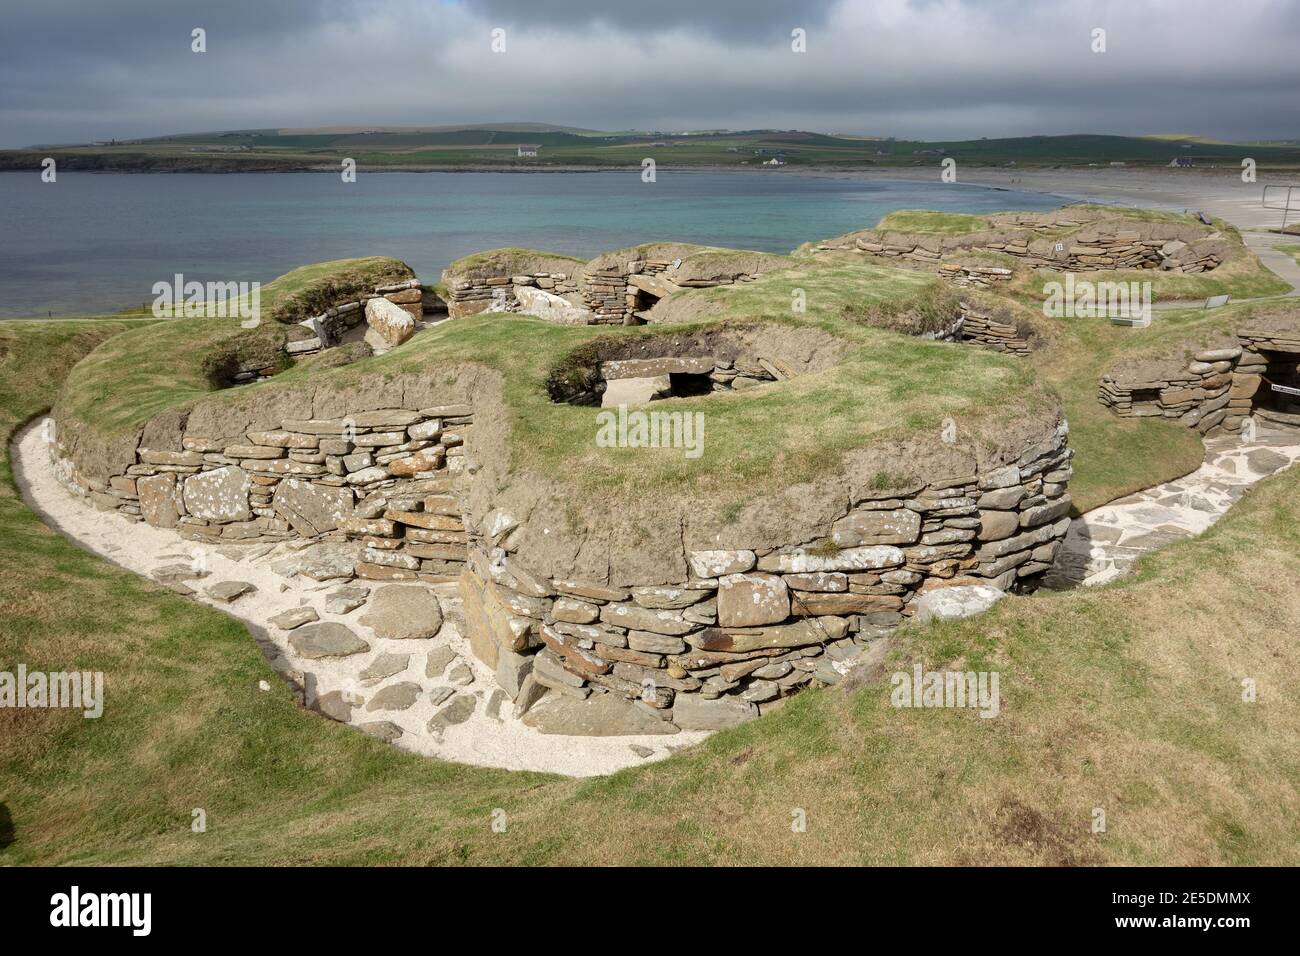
[257, 257, 415, 325]
[806, 206, 1290, 304]
[875, 209, 991, 234]
[441, 248, 585, 283]
[52, 256, 1058, 506]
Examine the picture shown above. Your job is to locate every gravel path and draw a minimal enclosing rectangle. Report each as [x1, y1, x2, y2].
[12, 416, 706, 777]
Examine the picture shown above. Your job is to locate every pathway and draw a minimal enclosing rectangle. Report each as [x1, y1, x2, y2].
[1044, 423, 1300, 588]
[11, 417, 703, 776]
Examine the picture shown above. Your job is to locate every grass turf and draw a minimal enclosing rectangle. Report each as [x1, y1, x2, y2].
[2, 319, 1297, 864]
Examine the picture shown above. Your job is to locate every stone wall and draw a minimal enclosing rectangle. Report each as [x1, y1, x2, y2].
[458, 418, 1072, 731]
[1099, 346, 1239, 434]
[1099, 316, 1300, 435]
[52, 404, 475, 584]
[812, 215, 1230, 279]
[442, 246, 786, 326]
[938, 262, 1015, 289]
[444, 272, 582, 320]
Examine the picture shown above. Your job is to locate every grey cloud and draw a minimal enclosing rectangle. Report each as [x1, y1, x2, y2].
[1, 0, 1298, 147]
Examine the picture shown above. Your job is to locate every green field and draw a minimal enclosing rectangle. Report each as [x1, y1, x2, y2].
[8, 128, 1300, 173]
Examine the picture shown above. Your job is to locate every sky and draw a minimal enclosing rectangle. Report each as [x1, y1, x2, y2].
[2, 0, 1299, 147]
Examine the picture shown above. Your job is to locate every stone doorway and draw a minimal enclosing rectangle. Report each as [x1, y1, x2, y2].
[1252, 349, 1300, 426]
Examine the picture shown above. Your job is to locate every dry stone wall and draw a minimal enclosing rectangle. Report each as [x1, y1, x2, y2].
[52, 404, 476, 584]
[53, 356, 1071, 734]
[1099, 316, 1300, 435]
[444, 272, 583, 320]
[442, 247, 785, 326]
[458, 418, 1072, 731]
[1099, 347, 1239, 434]
[812, 214, 1230, 280]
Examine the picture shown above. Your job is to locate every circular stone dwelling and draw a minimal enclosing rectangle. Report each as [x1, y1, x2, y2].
[48, 242, 1074, 737]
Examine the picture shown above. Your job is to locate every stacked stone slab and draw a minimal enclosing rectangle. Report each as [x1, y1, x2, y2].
[1227, 323, 1300, 430]
[581, 250, 780, 325]
[1099, 311, 1300, 435]
[443, 272, 583, 320]
[938, 262, 1015, 289]
[956, 301, 1032, 355]
[1099, 347, 1238, 433]
[458, 419, 1072, 731]
[443, 246, 785, 326]
[286, 279, 423, 358]
[813, 215, 1229, 278]
[52, 404, 475, 582]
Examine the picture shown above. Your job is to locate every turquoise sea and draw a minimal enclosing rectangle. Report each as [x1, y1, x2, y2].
[0, 170, 1067, 316]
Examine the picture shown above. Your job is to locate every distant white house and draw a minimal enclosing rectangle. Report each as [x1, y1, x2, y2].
[517, 144, 540, 158]
[764, 157, 786, 166]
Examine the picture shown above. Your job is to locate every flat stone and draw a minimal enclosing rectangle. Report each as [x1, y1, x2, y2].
[631, 585, 711, 609]
[288, 622, 369, 659]
[357, 585, 443, 639]
[602, 356, 713, 379]
[357, 720, 403, 742]
[448, 662, 475, 686]
[757, 545, 904, 574]
[716, 573, 790, 627]
[365, 297, 416, 350]
[324, 589, 367, 614]
[137, 472, 179, 528]
[979, 510, 1021, 541]
[913, 585, 1005, 623]
[688, 549, 756, 577]
[741, 679, 780, 703]
[830, 509, 921, 546]
[272, 479, 354, 536]
[182, 466, 252, 522]
[204, 580, 256, 603]
[687, 617, 847, 653]
[599, 603, 697, 635]
[311, 690, 355, 722]
[601, 375, 671, 407]
[268, 606, 319, 629]
[1245, 448, 1290, 475]
[359, 652, 410, 682]
[364, 681, 422, 712]
[151, 563, 209, 584]
[427, 686, 455, 706]
[552, 596, 600, 624]
[671, 694, 759, 730]
[495, 649, 534, 698]
[521, 692, 679, 736]
[784, 571, 847, 592]
[425, 646, 458, 678]
[427, 694, 476, 733]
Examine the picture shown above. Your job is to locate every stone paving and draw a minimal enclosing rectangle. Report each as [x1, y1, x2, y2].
[1045, 423, 1300, 588]
[14, 418, 705, 777]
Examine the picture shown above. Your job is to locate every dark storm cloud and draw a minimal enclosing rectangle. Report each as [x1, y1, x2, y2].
[2, 0, 1298, 147]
